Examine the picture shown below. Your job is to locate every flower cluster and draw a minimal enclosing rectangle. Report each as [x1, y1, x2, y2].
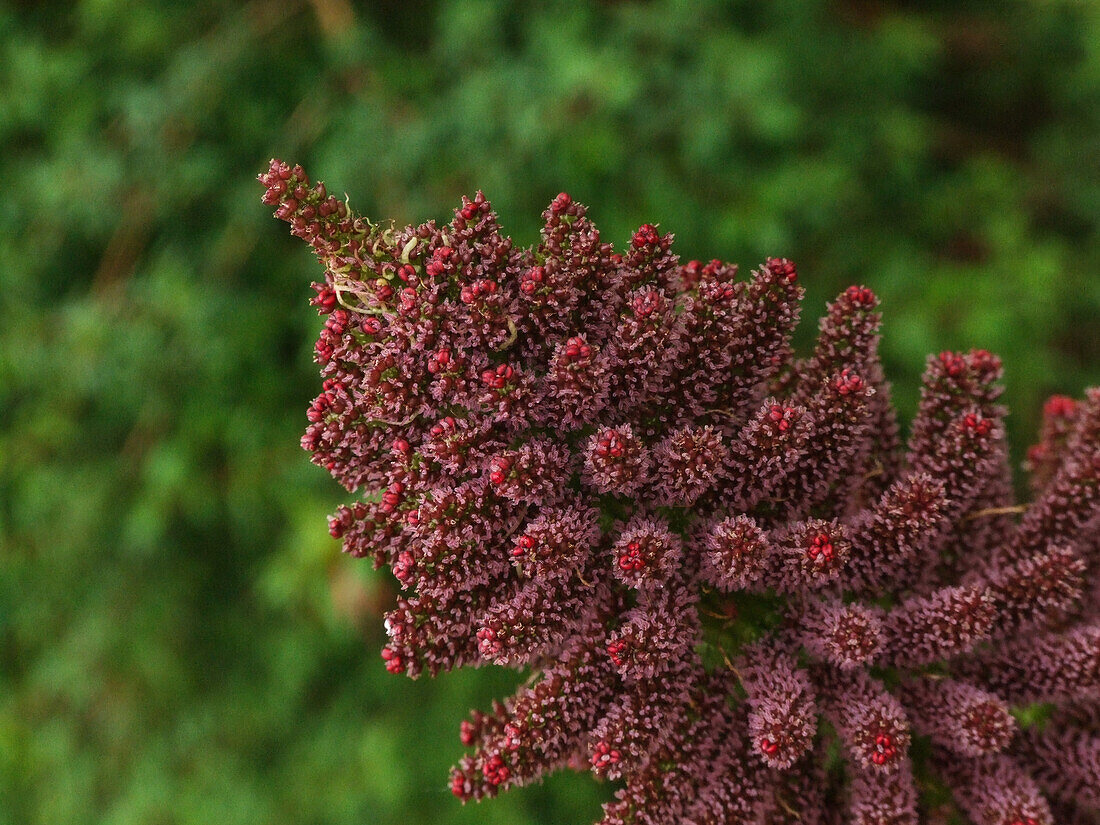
[262, 159, 1100, 825]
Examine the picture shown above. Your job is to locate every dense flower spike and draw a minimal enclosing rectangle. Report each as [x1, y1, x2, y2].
[765, 519, 851, 594]
[738, 645, 818, 769]
[648, 425, 727, 506]
[957, 624, 1100, 705]
[698, 515, 769, 592]
[610, 516, 683, 589]
[935, 752, 1053, 825]
[265, 162, 1100, 824]
[721, 398, 813, 509]
[1013, 387, 1100, 559]
[582, 424, 651, 496]
[980, 543, 1086, 636]
[1025, 394, 1080, 492]
[796, 600, 883, 670]
[848, 757, 919, 825]
[844, 473, 948, 594]
[879, 585, 995, 666]
[1015, 724, 1100, 809]
[814, 667, 911, 771]
[897, 677, 1016, 756]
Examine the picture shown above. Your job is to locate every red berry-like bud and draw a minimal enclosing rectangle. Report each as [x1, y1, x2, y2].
[380, 646, 403, 674]
[834, 368, 865, 395]
[759, 738, 780, 756]
[939, 351, 966, 377]
[768, 403, 794, 433]
[502, 723, 523, 751]
[482, 755, 510, 785]
[807, 533, 834, 563]
[844, 285, 876, 307]
[1044, 394, 1076, 418]
[561, 335, 592, 362]
[307, 392, 332, 423]
[488, 457, 512, 485]
[551, 192, 571, 213]
[590, 741, 621, 771]
[596, 430, 625, 458]
[631, 223, 660, 248]
[512, 534, 536, 558]
[960, 412, 993, 437]
[870, 732, 897, 766]
[607, 640, 628, 667]
[766, 257, 797, 283]
[481, 364, 515, 390]
[617, 541, 646, 571]
[392, 551, 414, 583]
[380, 482, 405, 513]
[968, 348, 1000, 378]
[477, 627, 502, 658]
[520, 265, 545, 296]
[312, 284, 338, 314]
[459, 720, 477, 747]
[631, 290, 661, 318]
[399, 287, 418, 313]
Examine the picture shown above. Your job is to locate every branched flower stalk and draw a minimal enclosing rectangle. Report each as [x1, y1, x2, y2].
[261, 159, 1100, 825]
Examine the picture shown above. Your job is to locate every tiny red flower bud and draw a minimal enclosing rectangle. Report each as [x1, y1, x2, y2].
[512, 534, 536, 558]
[392, 551, 414, 583]
[606, 640, 628, 667]
[834, 368, 865, 395]
[1044, 394, 1076, 418]
[551, 192, 571, 213]
[807, 533, 834, 563]
[520, 265, 545, 296]
[590, 741, 621, 771]
[476, 626, 502, 658]
[380, 646, 403, 674]
[450, 772, 468, 799]
[617, 541, 646, 571]
[766, 257, 797, 283]
[960, 412, 993, 437]
[844, 285, 876, 307]
[631, 290, 661, 318]
[938, 351, 966, 377]
[631, 223, 660, 248]
[482, 754, 510, 785]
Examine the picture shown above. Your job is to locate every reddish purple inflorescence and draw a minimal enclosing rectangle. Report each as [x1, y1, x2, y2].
[262, 159, 1100, 825]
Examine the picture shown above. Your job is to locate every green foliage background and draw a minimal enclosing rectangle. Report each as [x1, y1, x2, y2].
[1, 1, 1098, 823]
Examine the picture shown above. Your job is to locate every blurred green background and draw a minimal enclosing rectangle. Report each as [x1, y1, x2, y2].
[1, 1, 1098, 823]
